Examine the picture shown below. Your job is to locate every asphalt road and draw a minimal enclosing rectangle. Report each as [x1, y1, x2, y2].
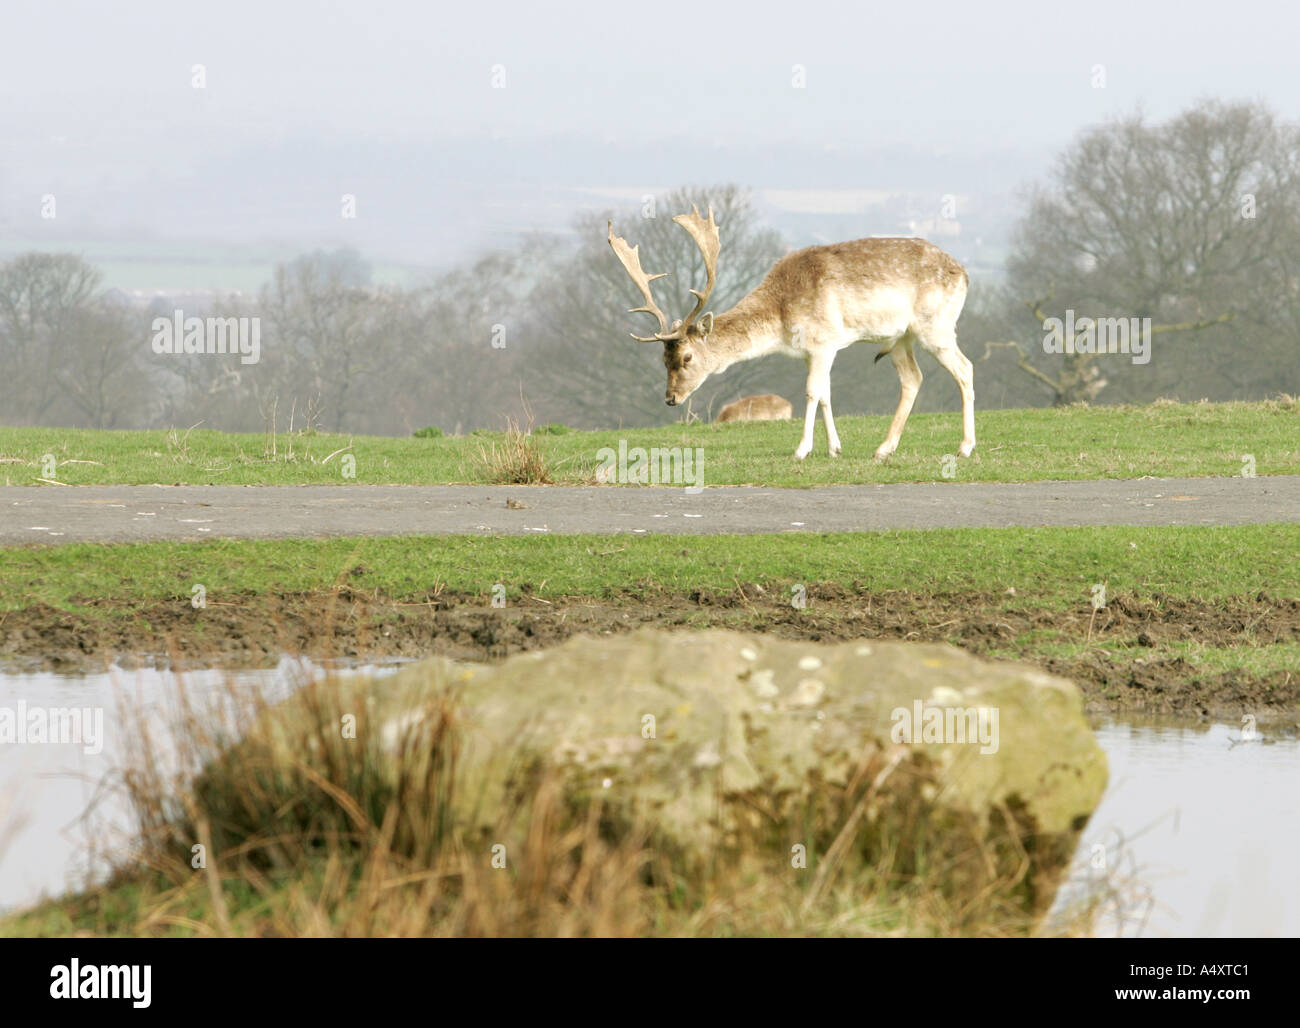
[2, 476, 1297, 546]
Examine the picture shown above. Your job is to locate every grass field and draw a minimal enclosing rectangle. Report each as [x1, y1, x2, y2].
[3, 525, 1297, 713]
[6, 523, 1297, 608]
[1, 398, 1297, 487]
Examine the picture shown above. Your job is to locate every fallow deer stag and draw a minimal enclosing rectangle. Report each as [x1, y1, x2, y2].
[608, 206, 975, 460]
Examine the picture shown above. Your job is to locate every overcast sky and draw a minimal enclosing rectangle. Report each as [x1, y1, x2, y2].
[2, 0, 1296, 279]
[5, 0, 1292, 145]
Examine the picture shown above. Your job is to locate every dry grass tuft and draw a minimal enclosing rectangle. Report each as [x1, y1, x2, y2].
[473, 415, 553, 485]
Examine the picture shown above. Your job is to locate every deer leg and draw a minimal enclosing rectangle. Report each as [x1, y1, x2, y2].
[917, 331, 976, 457]
[795, 395, 818, 460]
[874, 340, 922, 459]
[821, 393, 841, 457]
[794, 351, 835, 459]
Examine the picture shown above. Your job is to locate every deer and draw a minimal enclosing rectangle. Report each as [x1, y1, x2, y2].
[716, 393, 793, 423]
[608, 206, 975, 461]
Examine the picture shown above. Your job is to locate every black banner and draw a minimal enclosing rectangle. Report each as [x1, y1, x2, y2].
[0, 938, 1286, 1016]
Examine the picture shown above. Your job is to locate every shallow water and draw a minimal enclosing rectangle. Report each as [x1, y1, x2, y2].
[1059, 717, 1299, 937]
[2, 664, 1297, 935]
[0, 659, 401, 915]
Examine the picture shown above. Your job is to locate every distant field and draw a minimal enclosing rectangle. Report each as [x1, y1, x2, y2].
[0, 239, 423, 293]
[1, 399, 1296, 487]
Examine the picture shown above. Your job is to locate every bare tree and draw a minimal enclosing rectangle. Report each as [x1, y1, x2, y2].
[260, 249, 386, 432]
[153, 293, 271, 432]
[393, 252, 533, 434]
[0, 254, 104, 424]
[54, 299, 157, 428]
[985, 100, 1300, 404]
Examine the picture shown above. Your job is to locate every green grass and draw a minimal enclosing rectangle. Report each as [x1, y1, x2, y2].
[4, 524, 1297, 613]
[1000, 639, 1300, 678]
[2, 399, 1297, 487]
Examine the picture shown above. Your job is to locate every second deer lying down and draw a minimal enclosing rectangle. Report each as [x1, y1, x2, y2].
[716, 394, 793, 423]
[608, 206, 975, 460]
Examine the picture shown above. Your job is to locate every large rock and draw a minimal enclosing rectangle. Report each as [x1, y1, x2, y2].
[357, 629, 1107, 914]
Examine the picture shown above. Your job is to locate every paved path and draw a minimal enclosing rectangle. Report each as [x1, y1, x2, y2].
[2, 477, 1297, 546]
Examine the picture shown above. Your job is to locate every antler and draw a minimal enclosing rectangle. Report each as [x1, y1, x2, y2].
[672, 205, 719, 333]
[608, 205, 721, 341]
[608, 222, 671, 341]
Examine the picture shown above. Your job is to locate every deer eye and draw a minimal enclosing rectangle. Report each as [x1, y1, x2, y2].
[682, 352, 693, 365]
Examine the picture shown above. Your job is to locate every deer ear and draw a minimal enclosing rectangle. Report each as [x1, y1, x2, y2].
[697, 312, 714, 336]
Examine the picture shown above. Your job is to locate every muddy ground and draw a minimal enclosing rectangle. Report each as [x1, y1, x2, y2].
[4, 584, 1298, 717]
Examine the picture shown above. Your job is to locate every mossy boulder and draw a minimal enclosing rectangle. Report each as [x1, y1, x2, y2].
[353, 629, 1107, 913]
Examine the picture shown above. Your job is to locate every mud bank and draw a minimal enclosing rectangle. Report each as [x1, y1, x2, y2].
[4, 585, 1298, 717]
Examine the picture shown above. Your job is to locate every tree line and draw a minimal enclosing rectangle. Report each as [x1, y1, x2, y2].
[3, 100, 1297, 435]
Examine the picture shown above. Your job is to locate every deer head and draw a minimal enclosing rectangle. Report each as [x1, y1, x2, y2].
[608, 205, 720, 406]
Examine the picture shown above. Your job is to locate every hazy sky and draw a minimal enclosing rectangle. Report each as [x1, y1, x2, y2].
[2, 0, 1296, 281]
[5, 0, 1291, 146]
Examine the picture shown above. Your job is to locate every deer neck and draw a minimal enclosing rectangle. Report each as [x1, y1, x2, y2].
[698, 294, 783, 375]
